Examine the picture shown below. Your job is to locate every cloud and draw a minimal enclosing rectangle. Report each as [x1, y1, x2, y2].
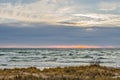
[0, 0, 119, 27]
[85, 28, 94, 31]
[60, 13, 120, 27]
[0, 0, 76, 24]
[0, 24, 120, 46]
[0, 0, 39, 4]
[99, 1, 120, 11]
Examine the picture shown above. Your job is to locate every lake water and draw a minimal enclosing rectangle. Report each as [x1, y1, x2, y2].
[0, 48, 120, 69]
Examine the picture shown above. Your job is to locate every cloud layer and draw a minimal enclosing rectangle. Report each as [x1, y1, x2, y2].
[99, 1, 120, 11]
[0, 0, 120, 27]
[0, 24, 120, 47]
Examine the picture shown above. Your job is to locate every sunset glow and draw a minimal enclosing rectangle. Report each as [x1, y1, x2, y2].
[0, 45, 112, 48]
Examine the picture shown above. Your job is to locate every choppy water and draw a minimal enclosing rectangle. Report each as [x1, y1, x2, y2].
[0, 48, 120, 69]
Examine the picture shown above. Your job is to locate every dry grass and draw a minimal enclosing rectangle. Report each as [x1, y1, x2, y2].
[0, 65, 120, 80]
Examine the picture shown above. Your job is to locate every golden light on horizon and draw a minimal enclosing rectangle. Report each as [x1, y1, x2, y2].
[0, 45, 102, 48]
[77, 45, 101, 48]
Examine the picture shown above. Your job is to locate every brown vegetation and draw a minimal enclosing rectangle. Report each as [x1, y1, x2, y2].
[0, 65, 120, 80]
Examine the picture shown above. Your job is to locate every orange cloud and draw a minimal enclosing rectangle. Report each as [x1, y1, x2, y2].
[77, 45, 101, 48]
[45, 45, 101, 48]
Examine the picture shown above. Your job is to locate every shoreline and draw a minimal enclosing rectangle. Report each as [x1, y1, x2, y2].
[0, 64, 119, 71]
[0, 65, 120, 80]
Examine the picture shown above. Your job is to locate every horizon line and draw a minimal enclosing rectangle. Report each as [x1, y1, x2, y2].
[0, 45, 117, 49]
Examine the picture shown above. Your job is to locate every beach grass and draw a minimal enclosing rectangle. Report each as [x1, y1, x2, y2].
[0, 65, 120, 80]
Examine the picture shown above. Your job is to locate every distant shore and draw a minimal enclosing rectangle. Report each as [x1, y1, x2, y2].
[0, 65, 120, 80]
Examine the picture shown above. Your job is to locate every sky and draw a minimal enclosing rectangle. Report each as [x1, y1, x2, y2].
[0, 0, 120, 48]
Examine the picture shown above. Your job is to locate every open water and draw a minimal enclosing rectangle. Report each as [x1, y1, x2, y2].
[0, 48, 120, 69]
